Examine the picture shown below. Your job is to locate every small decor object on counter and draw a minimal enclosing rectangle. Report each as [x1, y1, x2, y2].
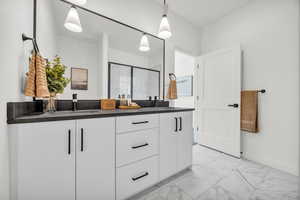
[71, 68, 88, 90]
[119, 102, 141, 109]
[24, 52, 50, 98]
[101, 99, 116, 110]
[119, 94, 128, 106]
[45, 56, 70, 112]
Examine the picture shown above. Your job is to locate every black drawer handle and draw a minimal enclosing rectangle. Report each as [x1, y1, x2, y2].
[132, 143, 149, 149]
[179, 117, 182, 131]
[175, 117, 178, 132]
[132, 172, 149, 181]
[132, 121, 149, 125]
[68, 130, 71, 155]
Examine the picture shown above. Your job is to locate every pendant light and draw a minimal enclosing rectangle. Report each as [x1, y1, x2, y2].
[64, 6, 82, 33]
[69, 0, 87, 5]
[158, 0, 172, 39]
[139, 33, 150, 52]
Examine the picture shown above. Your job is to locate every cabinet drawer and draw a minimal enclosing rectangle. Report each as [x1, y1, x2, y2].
[116, 156, 158, 200]
[116, 114, 159, 133]
[116, 129, 158, 167]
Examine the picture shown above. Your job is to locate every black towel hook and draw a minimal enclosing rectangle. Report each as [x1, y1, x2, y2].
[169, 73, 176, 80]
[22, 33, 40, 53]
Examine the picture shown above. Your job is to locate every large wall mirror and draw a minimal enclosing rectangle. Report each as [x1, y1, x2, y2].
[35, 0, 165, 100]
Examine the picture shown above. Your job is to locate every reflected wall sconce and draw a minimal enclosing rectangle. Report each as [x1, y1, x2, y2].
[64, 6, 82, 33]
[139, 33, 150, 52]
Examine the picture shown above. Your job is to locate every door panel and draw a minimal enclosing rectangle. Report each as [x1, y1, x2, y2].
[76, 118, 115, 200]
[197, 47, 241, 157]
[159, 113, 178, 180]
[177, 112, 193, 171]
[14, 121, 76, 200]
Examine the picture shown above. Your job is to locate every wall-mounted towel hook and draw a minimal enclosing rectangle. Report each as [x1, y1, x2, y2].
[169, 73, 176, 80]
[22, 33, 40, 53]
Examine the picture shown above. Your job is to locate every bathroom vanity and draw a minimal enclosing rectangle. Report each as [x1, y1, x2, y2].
[8, 107, 194, 200]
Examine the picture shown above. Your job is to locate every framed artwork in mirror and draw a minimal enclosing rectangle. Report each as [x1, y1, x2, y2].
[71, 68, 88, 90]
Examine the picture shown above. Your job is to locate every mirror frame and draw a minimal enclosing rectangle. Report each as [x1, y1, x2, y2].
[33, 0, 166, 100]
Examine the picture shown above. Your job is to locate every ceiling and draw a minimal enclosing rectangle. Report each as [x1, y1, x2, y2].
[155, 0, 251, 28]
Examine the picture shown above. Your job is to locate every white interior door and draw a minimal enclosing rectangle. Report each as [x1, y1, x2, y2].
[196, 46, 241, 157]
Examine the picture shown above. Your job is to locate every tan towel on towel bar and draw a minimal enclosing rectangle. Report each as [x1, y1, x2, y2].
[241, 90, 258, 133]
[167, 80, 178, 99]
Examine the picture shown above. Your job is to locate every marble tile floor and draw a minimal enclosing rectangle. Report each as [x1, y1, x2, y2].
[131, 145, 299, 200]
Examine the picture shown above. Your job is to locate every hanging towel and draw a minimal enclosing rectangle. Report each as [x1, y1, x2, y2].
[24, 54, 36, 97]
[167, 80, 178, 99]
[24, 53, 50, 98]
[241, 90, 259, 133]
[35, 54, 50, 98]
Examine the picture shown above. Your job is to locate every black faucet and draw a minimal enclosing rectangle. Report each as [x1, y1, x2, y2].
[72, 93, 78, 111]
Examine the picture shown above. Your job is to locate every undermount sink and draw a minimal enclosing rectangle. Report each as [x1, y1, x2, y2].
[72, 110, 100, 113]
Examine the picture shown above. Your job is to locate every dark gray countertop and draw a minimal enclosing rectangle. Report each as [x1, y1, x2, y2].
[7, 107, 195, 124]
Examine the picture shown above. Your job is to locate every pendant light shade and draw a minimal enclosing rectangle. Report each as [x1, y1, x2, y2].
[158, 15, 172, 39]
[139, 34, 150, 52]
[64, 7, 82, 33]
[158, 1, 172, 39]
[69, 0, 87, 5]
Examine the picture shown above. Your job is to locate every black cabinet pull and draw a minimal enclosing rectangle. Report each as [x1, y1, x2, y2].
[132, 121, 149, 125]
[132, 172, 149, 181]
[81, 128, 84, 152]
[228, 104, 239, 108]
[175, 117, 178, 132]
[179, 117, 183, 131]
[131, 143, 149, 149]
[68, 130, 71, 155]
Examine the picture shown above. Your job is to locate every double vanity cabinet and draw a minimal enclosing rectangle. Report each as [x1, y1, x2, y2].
[9, 109, 193, 200]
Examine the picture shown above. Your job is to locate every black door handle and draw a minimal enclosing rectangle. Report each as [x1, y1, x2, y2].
[228, 104, 239, 108]
[179, 117, 182, 131]
[175, 117, 178, 132]
[81, 128, 84, 152]
[68, 130, 71, 155]
[132, 172, 149, 181]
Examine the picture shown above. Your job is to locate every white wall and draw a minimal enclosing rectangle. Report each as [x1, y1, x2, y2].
[200, 0, 299, 175]
[108, 48, 149, 68]
[0, 1, 33, 199]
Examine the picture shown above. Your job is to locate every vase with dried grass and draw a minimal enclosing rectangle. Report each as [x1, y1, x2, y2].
[46, 56, 70, 112]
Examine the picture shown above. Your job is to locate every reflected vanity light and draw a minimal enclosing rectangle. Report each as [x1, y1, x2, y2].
[158, 1, 172, 39]
[139, 34, 150, 52]
[64, 6, 82, 33]
[69, 0, 87, 5]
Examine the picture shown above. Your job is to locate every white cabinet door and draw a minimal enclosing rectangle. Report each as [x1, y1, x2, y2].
[11, 121, 76, 200]
[76, 118, 115, 200]
[159, 113, 178, 180]
[177, 112, 193, 171]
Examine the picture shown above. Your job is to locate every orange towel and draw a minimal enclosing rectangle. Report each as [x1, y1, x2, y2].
[167, 80, 177, 99]
[241, 90, 259, 133]
[24, 53, 50, 98]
